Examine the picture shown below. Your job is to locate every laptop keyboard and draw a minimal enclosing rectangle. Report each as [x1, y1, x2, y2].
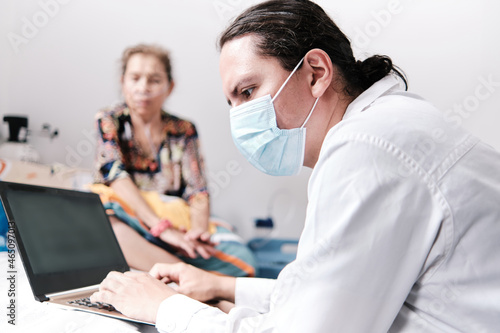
[68, 297, 117, 312]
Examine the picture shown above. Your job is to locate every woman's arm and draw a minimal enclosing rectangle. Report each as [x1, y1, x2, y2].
[110, 176, 161, 228]
[110, 177, 214, 259]
[178, 124, 212, 241]
[186, 193, 211, 242]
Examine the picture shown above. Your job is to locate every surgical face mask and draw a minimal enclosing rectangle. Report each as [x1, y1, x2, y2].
[229, 58, 319, 176]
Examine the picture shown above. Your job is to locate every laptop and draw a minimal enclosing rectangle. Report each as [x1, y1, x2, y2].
[0, 181, 154, 326]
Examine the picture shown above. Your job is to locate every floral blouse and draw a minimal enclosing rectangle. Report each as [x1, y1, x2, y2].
[93, 103, 208, 201]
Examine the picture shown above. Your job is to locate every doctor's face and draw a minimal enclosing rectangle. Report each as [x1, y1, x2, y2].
[219, 34, 314, 130]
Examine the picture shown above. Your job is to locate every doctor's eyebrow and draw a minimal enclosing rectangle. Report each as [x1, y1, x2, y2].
[228, 76, 257, 102]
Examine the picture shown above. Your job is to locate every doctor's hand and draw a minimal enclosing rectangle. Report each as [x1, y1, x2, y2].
[150, 262, 236, 303]
[90, 271, 177, 324]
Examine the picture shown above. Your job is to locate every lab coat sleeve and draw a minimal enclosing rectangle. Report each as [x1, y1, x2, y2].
[234, 277, 276, 312]
[268, 133, 448, 332]
[155, 278, 276, 333]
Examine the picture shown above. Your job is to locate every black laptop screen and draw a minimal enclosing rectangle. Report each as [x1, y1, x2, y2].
[8, 188, 125, 274]
[0, 182, 128, 297]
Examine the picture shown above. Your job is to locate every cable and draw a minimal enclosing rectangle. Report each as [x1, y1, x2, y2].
[251, 188, 296, 249]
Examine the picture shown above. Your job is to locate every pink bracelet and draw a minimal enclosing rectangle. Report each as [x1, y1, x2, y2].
[150, 219, 173, 237]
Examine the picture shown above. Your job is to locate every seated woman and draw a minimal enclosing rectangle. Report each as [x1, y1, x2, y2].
[93, 44, 255, 277]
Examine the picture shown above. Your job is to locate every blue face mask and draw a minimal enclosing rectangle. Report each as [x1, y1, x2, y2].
[229, 58, 319, 176]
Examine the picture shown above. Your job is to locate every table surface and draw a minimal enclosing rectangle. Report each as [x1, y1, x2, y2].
[0, 158, 92, 191]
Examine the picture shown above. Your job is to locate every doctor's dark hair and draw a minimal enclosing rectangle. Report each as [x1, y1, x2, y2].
[218, 0, 407, 96]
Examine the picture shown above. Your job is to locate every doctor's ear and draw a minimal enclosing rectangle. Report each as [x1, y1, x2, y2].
[303, 49, 334, 98]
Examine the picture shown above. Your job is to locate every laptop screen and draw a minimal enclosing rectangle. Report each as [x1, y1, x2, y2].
[0, 182, 129, 299]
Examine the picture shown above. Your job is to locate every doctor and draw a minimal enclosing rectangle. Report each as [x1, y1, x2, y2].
[92, 1, 500, 332]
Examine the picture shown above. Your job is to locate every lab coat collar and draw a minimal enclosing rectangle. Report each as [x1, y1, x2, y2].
[343, 75, 402, 120]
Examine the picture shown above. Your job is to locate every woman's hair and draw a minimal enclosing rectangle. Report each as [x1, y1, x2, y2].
[218, 0, 407, 96]
[121, 44, 173, 82]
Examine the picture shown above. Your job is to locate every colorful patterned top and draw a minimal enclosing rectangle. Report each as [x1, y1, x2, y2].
[93, 103, 208, 201]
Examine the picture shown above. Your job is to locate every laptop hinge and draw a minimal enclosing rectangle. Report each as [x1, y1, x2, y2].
[36, 294, 49, 302]
[45, 284, 100, 299]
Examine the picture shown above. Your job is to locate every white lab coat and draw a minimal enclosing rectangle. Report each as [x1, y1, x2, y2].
[156, 75, 500, 333]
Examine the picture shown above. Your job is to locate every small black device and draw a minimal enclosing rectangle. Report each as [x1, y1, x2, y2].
[3, 115, 28, 142]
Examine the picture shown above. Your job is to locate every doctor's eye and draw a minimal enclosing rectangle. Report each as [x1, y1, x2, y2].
[241, 87, 254, 98]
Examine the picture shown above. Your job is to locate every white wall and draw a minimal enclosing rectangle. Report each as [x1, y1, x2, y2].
[1, 0, 499, 240]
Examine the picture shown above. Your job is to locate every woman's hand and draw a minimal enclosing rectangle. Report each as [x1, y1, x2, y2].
[187, 193, 212, 243]
[159, 228, 216, 259]
[90, 271, 177, 324]
[185, 227, 212, 244]
[150, 262, 236, 303]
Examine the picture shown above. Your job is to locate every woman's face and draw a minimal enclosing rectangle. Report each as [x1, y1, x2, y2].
[122, 53, 172, 118]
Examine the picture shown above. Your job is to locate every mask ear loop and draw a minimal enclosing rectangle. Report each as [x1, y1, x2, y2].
[271, 58, 305, 103]
[300, 97, 319, 128]
[270, 56, 319, 128]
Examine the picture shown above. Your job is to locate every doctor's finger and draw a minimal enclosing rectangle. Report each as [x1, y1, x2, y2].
[99, 272, 128, 292]
[90, 290, 114, 304]
[124, 271, 149, 279]
[101, 271, 125, 283]
[149, 262, 187, 282]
